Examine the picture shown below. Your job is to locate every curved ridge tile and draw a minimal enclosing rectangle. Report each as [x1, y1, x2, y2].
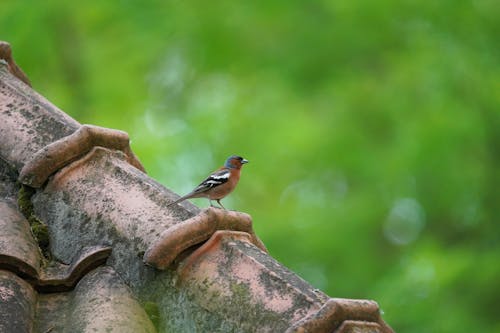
[19, 124, 145, 187]
[144, 208, 267, 270]
[36, 245, 112, 292]
[0, 270, 36, 333]
[285, 298, 394, 333]
[335, 320, 385, 333]
[0, 200, 40, 279]
[176, 230, 254, 278]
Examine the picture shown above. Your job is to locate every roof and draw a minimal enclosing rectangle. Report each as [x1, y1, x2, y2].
[0, 41, 394, 333]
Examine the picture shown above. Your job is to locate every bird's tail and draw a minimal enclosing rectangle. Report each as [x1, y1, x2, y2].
[166, 193, 193, 207]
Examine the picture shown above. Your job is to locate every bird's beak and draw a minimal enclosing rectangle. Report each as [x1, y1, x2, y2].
[242, 158, 249, 164]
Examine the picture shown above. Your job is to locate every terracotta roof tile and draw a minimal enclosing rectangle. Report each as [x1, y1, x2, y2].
[145, 208, 267, 269]
[0, 161, 113, 292]
[0, 42, 394, 333]
[0, 63, 79, 171]
[0, 270, 36, 333]
[0, 200, 41, 279]
[36, 267, 156, 333]
[19, 124, 145, 188]
[177, 230, 328, 331]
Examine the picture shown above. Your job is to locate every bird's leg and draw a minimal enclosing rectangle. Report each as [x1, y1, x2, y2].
[216, 199, 226, 210]
[208, 199, 214, 207]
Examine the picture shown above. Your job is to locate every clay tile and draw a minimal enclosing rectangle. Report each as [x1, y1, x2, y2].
[30, 146, 184, 263]
[335, 320, 385, 333]
[0, 270, 36, 333]
[0, 61, 80, 170]
[175, 230, 329, 332]
[144, 207, 267, 270]
[36, 266, 156, 333]
[0, 200, 41, 279]
[19, 124, 145, 188]
[286, 298, 395, 333]
[0, 195, 112, 292]
[1, 59, 144, 179]
[36, 245, 112, 292]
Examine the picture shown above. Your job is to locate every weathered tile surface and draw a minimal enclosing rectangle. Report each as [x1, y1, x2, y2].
[0, 200, 41, 279]
[0, 270, 36, 333]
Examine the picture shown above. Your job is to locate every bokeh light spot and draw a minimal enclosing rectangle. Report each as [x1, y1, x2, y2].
[384, 198, 426, 245]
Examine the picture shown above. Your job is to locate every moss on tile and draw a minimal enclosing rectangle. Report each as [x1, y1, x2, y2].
[17, 184, 35, 216]
[229, 281, 252, 304]
[142, 301, 160, 329]
[18, 184, 51, 260]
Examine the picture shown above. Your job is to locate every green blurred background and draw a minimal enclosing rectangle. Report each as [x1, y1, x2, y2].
[2, 1, 499, 331]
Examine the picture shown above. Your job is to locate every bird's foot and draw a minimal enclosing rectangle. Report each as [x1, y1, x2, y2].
[216, 200, 227, 210]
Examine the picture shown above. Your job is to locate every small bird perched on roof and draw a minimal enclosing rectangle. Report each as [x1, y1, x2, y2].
[167, 155, 249, 210]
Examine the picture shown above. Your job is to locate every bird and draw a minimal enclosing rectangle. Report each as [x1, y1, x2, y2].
[167, 155, 249, 209]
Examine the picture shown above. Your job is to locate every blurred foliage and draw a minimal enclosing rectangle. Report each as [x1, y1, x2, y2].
[2, 1, 500, 331]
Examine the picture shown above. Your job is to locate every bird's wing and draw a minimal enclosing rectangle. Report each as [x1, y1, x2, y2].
[191, 168, 230, 194]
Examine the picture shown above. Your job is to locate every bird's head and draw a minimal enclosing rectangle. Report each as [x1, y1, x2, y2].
[225, 155, 249, 169]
